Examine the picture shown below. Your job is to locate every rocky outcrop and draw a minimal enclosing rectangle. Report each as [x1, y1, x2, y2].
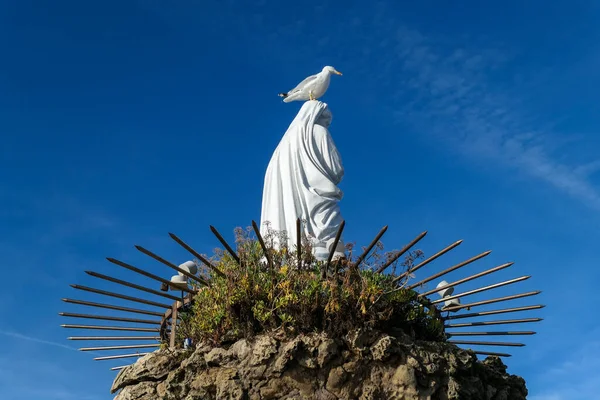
[112, 330, 527, 400]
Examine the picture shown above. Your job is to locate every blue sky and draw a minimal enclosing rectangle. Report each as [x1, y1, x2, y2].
[1, 1, 599, 399]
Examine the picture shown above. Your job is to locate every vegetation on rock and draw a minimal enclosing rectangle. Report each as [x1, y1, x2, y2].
[174, 225, 445, 346]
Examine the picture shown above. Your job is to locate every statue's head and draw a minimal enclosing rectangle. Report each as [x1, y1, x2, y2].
[316, 107, 332, 128]
[299, 100, 333, 129]
[297, 100, 333, 129]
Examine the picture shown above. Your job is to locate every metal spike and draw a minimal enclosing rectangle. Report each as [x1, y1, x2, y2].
[353, 225, 388, 268]
[417, 261, 512, 297]
[69, 284, 170, 309]
[408, 251, 494, 289]
[473, 351, 512, 357]
[449, 340, 525, 347]
[324, 220, 346, 278]
[110, 365, 130, 371]
[106, 257, 197, 294]
[59, 312, 161, 325]
[376, 231, 427, 274]
[79, 344, 160, 351]
[432, 276, 531, 305]
[168, 233, 225, 278]
[94, 353, 150, 361]
[61, 298, 164, 317]
[68, 336, 160, 340]
[61, 324, 160, 332]
[447, 331, 536, 337]
[445, 305, 545, 320]
[209, 225, 240, 264]
[443, 291, 542, 312]
[251, 221, 272, 270]
[445, 318, 543, 328]
[85, 271, 181, 301]
[394, 240, 463, 283]
[135, 245, 209, 286]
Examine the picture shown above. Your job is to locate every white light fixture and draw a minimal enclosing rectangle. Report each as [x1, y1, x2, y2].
[435, 280, 454, 298]
[443, 297, 461, 309]
[436, 280, 461, 311]
[168, 260, 198, 290]
[178, 260, 198, 275]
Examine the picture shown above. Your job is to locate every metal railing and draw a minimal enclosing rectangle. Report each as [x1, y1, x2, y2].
[60, 221, 544, 370]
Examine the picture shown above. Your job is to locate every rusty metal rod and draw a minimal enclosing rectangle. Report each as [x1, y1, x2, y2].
[296, 218, 302, 269]
[394, 240, 463, 283]
[68, 336, 161, 341]
[353, 225, 388, 268]
[447, 331, 536, 337]
[169, 302, 178, 349]
[473, 351, 512, 357]
[418, 262, 512, 297]
[251, 220, 272, 270]
[106, 257, 197, 294]
[61, 324, 160, 332]
[209, 225, 240, 264]
[408, 251, 493, 289]
[376, 231, 427, 274]
[61, 298, 164, 317]
[94, 353, 149, 361]
[59, 312, 161, 325]
[69, 284, 170, 309]
[80, 343, 160, 351]
[85, 270, 181, 301]
[445, 318, 543, 328]
[449, 340, 525, 347]
[135, 245, 209, 286]
[431, 276, 531, 305]
[168, 233, 225, 278]
[442, 291, 541, 312]
[324, 220, 346, 279]
[445, 305, 545, 320]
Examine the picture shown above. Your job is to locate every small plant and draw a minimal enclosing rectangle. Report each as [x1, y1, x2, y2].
[175, 225, 445, 346]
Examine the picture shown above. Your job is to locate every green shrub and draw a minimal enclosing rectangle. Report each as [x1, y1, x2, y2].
[175, 225, 445, 346]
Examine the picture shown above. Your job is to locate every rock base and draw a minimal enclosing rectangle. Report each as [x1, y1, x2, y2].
[112, 331, 527, 400]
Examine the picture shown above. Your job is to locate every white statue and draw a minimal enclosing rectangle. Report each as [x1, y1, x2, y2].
[260, 100, 345, 261]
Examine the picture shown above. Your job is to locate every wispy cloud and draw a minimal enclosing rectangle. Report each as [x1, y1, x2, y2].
[528, 339, 600, 400]
[374, 23, 600, 209]
[0, 355, 104, 400]
[0, 330, 78, 351]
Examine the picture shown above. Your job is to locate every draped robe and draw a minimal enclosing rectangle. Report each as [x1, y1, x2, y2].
[260, 100, 345, 260]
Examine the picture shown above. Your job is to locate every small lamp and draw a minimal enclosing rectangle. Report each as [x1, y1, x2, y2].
[435, 280, 454, 298]
[168, 260, 198, 290]
[436, 280, 461, 311]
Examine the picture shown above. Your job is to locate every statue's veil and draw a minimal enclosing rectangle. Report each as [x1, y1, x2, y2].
[260, 100, 344, 260]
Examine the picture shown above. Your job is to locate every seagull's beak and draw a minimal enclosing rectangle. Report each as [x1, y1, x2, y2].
[334, 70, 342, 76]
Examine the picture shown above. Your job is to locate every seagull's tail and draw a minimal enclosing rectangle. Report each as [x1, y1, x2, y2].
[278, 92, 288, 99]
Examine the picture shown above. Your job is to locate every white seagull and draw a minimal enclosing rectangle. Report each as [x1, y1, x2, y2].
[278, 66, 342, 103]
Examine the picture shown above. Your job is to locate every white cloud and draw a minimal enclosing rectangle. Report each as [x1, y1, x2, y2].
[0, 330, 79, 351]
[0, 359, 104, 400]
[528, 340, 600, 400]
[380, 24, 600, 209]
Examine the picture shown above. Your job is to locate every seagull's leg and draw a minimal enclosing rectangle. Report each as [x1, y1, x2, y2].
[309, 90, 315, 101]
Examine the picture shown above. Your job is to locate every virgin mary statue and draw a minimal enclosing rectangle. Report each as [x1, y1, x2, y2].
[260, 100, 345, 261]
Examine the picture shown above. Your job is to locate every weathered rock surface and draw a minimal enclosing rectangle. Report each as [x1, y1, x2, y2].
[112, 331, 527, 400]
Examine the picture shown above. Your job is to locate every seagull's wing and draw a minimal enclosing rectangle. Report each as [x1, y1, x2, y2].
[287, 73, 319, 94]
